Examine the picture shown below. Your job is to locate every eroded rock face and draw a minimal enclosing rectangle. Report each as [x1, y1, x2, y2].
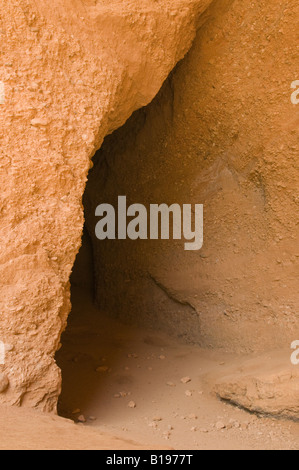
[0, 0, 212, 411]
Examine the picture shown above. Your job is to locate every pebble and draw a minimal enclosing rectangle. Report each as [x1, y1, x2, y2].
[181, 376, 191, 384]
[215, 421, 226, 430]
[226, 421, 235, 430]
[128, 401, 136, 409]
[77, 415, 86, 423]
[241, 423, 249, 430]
[88, 416, 97, 421]
[149, 422, 158, 429]
[185, 390, 193, 397]
[188, 414, 198, 419]
[191, 427, 197, 432]
[71, 409, 81, 414]
[153, 416, 163, 422]
[166, 381, 175, 387]
[159, 355, 166, 360]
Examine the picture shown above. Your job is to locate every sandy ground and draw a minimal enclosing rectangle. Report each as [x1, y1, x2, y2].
[0, 404, 162, 450]
[0, 407, 161, 450]
[54, 288, 299, 451]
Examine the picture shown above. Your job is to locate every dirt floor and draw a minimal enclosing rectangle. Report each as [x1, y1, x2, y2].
[0, 405, 159, 451]
[52, 288, 299, 451]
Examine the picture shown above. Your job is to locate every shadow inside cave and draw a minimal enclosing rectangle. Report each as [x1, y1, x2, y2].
[55, 227, 178, 423]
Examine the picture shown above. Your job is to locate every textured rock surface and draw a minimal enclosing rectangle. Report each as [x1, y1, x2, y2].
[214, 351, 299, 420]
[84, 0, 299, 351]
[0, 0, 212, 410]
[0, 373, 9, 394]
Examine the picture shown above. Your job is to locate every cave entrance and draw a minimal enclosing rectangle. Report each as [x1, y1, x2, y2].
[55, 75, 204, 440]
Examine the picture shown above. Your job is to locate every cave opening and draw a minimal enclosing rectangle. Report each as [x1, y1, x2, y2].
[52, 15, 299, 443]
[55, 74, 207, 440]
